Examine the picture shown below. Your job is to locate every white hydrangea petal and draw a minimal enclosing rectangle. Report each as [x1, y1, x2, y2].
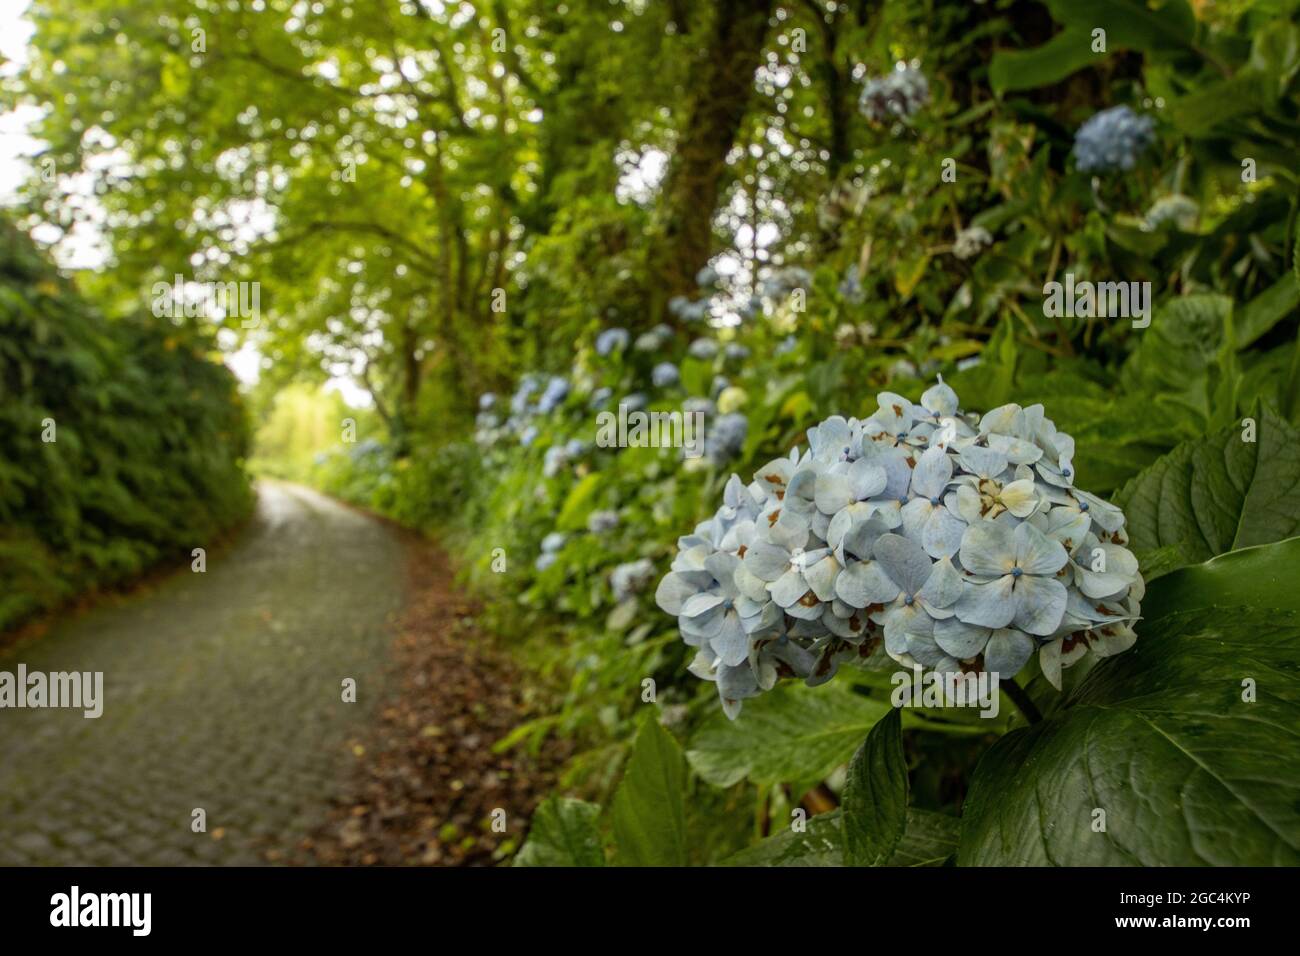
[1038, 641, 1064, 690]
[918, 555, 962, 608]
[959, 520, 1017, 577]
[1011, 575, 1068, 636]
[1076, 490, 1126, 533]
[958, 445, 1009, 479]
[921, 379, 958, 417]
[922, 506, 966, 559]
[1000, 478, 1040, 518]
[710, 612, 751, 667]
[934, 617, 991, 659]
[1013, 520, 1068, 575]
[1077, 542, 1140, 598]
[955, 577, 1017, 629]
[874, 533, 934, 596]
[655, 571, 699, 615]
[804, 553, 842, 602]
[744, 542, 790, 582]
[979, 403, 1021, 436]
[983, 629, 1034, 677]
[848, 458, 888, 500]
[769, 568, 809, 608]
[734, 562, 770, 602]
[815, 472, 854, 515]
[988, 433, 1043, 465]
[834, 559, 900, 607]
[910, 445, 953, 498]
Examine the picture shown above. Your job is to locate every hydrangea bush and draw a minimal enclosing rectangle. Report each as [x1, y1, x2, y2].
[656, 380, 1143, 717]
[1073, 105, 1156, 174]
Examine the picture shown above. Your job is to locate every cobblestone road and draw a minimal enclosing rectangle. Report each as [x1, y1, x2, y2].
[0, 482, 407, 865]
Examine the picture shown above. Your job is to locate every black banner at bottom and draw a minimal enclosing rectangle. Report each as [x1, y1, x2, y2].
[0, 865, 1284, 942]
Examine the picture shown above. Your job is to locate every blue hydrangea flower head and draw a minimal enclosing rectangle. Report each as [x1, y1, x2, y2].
[705, 413, 748, 467]
[656, 378, 1143, 717]
[689, 338, 720, 360]
[479, 392, 497, 411]
[595, 327, 630, 356]
[696, 265, 719, 288]
[670, 297, 710, 323]
[537, 375, 570, 414]
[635, 325, 674, 352]
[859, 63, 930, 124]
[587, 509, 620, 534]
[1073, 105, 1156, 174]
[620, 392, 648, 413]
[611, 558, 656, 602]
[652, 362, 680, 388]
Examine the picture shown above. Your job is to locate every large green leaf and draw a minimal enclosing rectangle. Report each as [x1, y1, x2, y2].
[990, 0, 1197, 94]
[611, 718, 688, 866]
[1114, 404, 1300, 573]
[989, 26, 1096, 95]
[720, 807, 958, 867]
[1141, 535, 1300, 622]
[686, 681, 892, 788]
[959, 608, 1300, 866]
[555, 472, 603, 531]
[513, 796, 606, 867]
[1235, 274, 1300, 349]
[842, 709, 908, 866]
[720, 809, 846, 867]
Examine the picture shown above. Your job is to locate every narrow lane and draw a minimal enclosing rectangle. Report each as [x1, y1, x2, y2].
[0, 482, 407, 865]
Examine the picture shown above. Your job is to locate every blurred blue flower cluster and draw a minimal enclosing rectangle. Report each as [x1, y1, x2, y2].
[859, 64, 930, 124]
[1073, 105, 1155, 174]
[657, 380, 1143, 717]
[595, 327, 630, 356]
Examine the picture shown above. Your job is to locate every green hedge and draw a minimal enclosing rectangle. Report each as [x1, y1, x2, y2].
[0, 221, 252, 631]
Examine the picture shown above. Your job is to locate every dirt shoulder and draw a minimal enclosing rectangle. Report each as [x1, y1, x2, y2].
[281, 536, 570, 866]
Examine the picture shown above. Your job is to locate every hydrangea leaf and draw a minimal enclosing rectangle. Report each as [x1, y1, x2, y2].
[989, 0, 1196, 94]
[611, 718, 688, 867]
[721, 808, 958, 867]
[513, 797, 605, 868]
[686, 682, 894, 788]
[1140, 535, 1300, 623]
[959, 607, 1300, 866]
[843, 708, 908, 866]
[555, 472, 602, 531]
[1234, 273, 1299, 349]
[1113, 403, 1300, 575]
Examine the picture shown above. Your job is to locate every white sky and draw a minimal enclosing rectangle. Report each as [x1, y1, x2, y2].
[0, 0, 370, 408]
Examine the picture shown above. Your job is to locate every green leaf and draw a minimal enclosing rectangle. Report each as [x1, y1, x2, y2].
[611, 718, 688, 866]
[721, 809, 846, 867]
[1235, 273, 1299, 349]
[513, 796, 606, 867]
[990, 0, 1197, 94]
[990, 26, 1096, 95]
[959, 608, 1300, 866]
[555, 472, 602, 531]
[1141, 535, 1300, 623]
[889, 809, 961, 867]
[720, 807, 958, 867]
[686, 681, 893, 788]
[842, 708, 908, 867]
[1167, 71, 1275, 136]
[1113, 404, 1300, 573]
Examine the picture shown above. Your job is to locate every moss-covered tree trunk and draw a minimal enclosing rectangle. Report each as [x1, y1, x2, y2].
[650, 0, 774, 320]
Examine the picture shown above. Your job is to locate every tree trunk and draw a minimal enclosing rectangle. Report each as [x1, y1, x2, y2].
[650, 0, 774, 319]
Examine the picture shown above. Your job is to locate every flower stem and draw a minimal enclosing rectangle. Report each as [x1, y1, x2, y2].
[1001, 677, 1043, 725]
